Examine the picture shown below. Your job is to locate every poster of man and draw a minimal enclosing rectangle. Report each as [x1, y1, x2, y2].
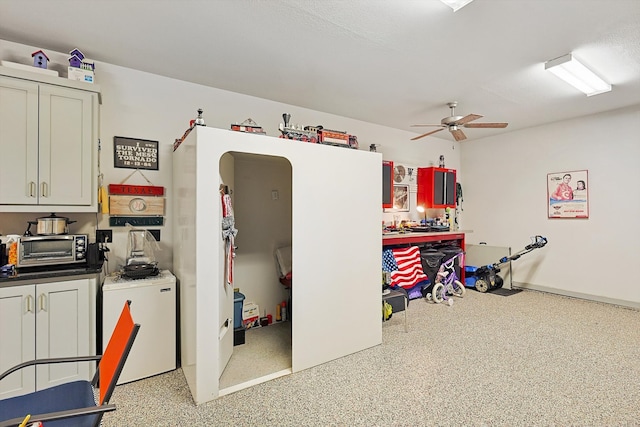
[547, 170, 589, 218]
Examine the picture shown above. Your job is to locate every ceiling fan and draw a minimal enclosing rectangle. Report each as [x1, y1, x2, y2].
[410, 102, 508, 142]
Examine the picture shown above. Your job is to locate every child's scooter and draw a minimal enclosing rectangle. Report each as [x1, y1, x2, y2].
[465, 235, 548, 293]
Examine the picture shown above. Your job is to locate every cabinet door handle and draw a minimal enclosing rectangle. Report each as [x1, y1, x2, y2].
[39, 293, 47, 312]
[26, 295, 34, 313]
[29, 182, 36, 197]
[40, 182, 48, 198]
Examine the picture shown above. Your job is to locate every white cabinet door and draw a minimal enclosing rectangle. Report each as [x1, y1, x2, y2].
[35, 279, 91, 391]
[0, 76, 39, 205]
[0, 74, 98, 211]
[0, 285, 36, 399]
[39, 85, 95, 206]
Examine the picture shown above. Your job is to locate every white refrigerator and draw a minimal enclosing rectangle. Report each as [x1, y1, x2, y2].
[102, 270, 176, 384]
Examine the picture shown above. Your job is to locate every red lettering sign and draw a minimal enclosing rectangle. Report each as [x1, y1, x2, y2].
[108, 184, 165, 196]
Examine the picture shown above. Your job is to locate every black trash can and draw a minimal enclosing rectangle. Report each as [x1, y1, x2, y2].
[420, 248, 445, 293]
[439, 245, 463, 281]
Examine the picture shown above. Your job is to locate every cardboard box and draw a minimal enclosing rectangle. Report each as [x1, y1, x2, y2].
[68, 66, 94, 84]
[242, 302, 260, 328]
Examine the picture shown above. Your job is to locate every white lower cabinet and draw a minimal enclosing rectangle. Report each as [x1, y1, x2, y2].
[0, 277, 96, 399]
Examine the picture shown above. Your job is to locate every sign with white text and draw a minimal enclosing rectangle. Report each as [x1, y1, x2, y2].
[114, 136, 159, 170]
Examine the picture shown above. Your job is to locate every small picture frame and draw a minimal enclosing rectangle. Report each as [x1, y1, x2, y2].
[392, 184, 409, 212]
[114, 136, 159, 170]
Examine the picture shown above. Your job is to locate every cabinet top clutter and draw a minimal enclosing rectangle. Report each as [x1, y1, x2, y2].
[0, 65, 101, 101]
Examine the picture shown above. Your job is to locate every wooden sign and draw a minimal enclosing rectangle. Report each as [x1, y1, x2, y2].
[109, 184, 165, 196]
[109, 216, 165, 227]
[109, 195, 165, 216]
[114, 136, 159, 170]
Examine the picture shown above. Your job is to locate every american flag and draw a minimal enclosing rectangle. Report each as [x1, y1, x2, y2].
[382, 246, 429, 289]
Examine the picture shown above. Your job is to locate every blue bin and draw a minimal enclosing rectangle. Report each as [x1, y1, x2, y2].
[234, 292, 245, 329]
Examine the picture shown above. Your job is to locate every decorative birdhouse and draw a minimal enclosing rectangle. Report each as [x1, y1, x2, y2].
[69, 48, 85, 61]
[32, 50, 49, 69]
[69, 54, 82, 68]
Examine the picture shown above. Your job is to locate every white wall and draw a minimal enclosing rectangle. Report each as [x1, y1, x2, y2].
[0, 39, 456, 273]
[460, 105, 640, 307]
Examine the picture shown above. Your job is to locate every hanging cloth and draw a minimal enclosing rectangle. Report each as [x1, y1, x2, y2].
[220, 185, 237, 287]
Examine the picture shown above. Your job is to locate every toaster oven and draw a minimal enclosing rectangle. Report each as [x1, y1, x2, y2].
[18, 234, 88, 268]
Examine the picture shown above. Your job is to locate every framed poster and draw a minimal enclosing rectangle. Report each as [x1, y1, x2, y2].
[547, 170, 589, 218]
[114, 136, 159, 170]
[391, 184, 409, 212]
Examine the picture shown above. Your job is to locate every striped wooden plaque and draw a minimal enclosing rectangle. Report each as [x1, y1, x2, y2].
[109, 195, 165, 216]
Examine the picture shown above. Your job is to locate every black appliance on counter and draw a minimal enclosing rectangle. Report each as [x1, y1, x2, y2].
[17, 234, 88, 268]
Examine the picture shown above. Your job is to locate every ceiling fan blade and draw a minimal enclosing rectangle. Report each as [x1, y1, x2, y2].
[451, 128, 467, 141]
[410, 128, 444, 141]
[410, 124, 443, 127]
[463, 122, 509, 128]
[455, 114, 483, 125]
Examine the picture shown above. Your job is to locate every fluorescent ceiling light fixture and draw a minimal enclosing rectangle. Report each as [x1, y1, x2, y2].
[439, 0, 474, 11]
[545, 54, 611, 96]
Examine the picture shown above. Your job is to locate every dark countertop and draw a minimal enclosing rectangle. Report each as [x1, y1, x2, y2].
[0, 262, 103, 286]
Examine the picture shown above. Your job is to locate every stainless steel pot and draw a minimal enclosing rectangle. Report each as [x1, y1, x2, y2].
[28, 213, 76, 235]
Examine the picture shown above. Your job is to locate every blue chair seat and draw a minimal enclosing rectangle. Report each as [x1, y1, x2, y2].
[0, 380, 99, 427]
[1, 301, 139, 427]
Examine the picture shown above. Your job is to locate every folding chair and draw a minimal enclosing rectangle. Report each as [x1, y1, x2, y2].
[0, 301, 140, 427]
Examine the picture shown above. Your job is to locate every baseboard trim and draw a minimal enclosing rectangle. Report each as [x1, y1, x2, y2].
[219, 368, 292, 397]
[512, 282, 640, 310]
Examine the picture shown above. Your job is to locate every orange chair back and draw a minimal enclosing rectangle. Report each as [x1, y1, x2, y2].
[99, 301, 139, 405]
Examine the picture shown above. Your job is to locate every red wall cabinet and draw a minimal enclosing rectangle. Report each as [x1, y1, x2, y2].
[417, 167, 456, 208]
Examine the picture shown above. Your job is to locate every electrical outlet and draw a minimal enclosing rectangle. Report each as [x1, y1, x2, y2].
[148, 229, 161, 242]
[96, 229, 113, 243]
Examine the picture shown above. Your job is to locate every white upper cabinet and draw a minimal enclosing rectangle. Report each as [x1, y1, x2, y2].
[0, 67, 100, 212]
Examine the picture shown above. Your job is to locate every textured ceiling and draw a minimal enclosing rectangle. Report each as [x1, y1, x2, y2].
[1, 0, 639, 141]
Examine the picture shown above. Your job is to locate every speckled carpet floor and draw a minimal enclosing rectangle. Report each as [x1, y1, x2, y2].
[219, 321, 292, 390]
[102, 289, 640, 426]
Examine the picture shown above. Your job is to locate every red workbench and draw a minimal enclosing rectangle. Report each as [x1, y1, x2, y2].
[382, 231, 467, 282]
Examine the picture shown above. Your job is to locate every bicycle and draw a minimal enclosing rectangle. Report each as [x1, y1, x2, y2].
[425, 252, 466, 305]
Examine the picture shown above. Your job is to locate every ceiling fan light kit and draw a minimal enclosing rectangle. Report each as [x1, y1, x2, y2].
[410, 102, 508, 142]
[545, 53, 611, 96]
[439, 0, 474, 12]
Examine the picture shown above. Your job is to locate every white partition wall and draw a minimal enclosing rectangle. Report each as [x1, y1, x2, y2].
[173, 126, 382, 404]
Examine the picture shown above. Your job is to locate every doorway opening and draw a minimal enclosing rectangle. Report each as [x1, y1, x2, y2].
[218, 151, 293, 393]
